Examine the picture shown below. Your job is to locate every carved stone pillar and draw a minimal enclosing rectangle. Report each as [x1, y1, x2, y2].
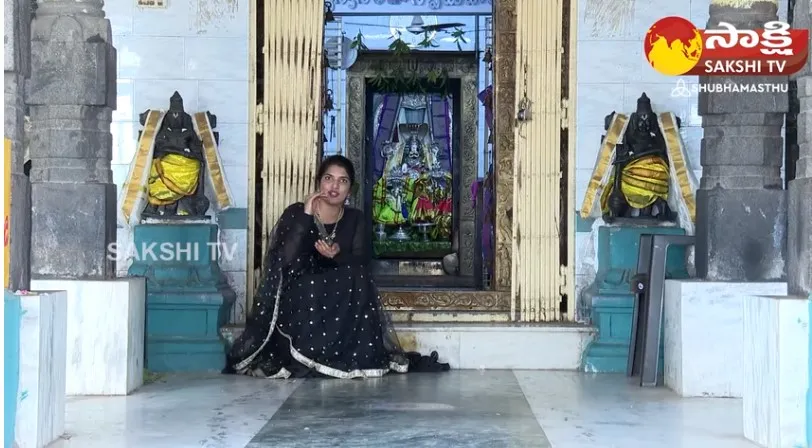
[4, 0, 33, 290]
[27, 0, 117, 279]
[788, 0, 812, 293]
[492, 0, 517, 291]
[696, 0, 788, 281]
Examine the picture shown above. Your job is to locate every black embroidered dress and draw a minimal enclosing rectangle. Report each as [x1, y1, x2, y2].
[226, 203, 443, 378]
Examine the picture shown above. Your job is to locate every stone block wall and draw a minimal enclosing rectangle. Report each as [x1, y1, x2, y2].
[107, 1, 250, 323]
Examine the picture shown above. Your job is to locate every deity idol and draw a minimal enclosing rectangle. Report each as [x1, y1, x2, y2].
[119, 91, 234, 226]
[579, 93, 698, 233]
[372, 123, 452, 239]
[145, 92, 209, 216]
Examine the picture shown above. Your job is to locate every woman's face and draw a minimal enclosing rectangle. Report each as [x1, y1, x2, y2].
[319, 164, 352, 206]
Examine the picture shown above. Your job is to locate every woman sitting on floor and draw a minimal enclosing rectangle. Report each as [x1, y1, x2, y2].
[224, 155, 449, 378]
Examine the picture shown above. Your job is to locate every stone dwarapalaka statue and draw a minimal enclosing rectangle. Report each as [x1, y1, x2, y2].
[118, 91, 234, 226]
[579, 93, 698, 233]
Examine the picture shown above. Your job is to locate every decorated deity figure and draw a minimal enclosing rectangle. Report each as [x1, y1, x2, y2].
[372, 123, 452, 239]
[603, 93, 675, 221]
[579, 92, 698, 233]
[145, 93, 210, 217]
[119, 91, 234, 226]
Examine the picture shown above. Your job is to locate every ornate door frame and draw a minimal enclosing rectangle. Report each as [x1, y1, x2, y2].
[245, 0, 576, 323]
[345, 51, 479, 280]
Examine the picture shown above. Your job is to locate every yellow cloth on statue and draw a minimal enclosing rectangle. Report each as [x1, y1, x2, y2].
[599, 154, 670, 212]
[147, 153, 201, 206]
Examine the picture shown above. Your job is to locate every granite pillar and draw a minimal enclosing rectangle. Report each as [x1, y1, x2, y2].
[696, 1, 788, 282]
[788, 0, 812, 295]
[4, 0, 33, 290]
[27, 0, 117, 279]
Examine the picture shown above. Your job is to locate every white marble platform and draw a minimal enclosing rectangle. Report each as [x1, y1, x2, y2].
[742, 295, 809, 448]
[394, 324, 595, 370]
[222, 323, 596, 370]
[663, 280, 787, 398]
[31, 279, 146, 396]
[16, 291, 68, 448]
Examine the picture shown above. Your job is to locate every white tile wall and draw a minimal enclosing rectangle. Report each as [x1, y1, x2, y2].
[108, 0, 250, 323]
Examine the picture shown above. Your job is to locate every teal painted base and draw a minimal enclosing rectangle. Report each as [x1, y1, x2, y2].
[581, 223, 689, 373]
[129, 223, 235, 373]
[4, 291, 21, 448]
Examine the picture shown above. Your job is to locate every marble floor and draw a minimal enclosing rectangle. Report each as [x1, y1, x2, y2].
[53, 371, 757, 448]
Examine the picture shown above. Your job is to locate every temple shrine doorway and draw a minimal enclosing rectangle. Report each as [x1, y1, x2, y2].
[247, 0, 578, 323]
[346, 52, 480, 290]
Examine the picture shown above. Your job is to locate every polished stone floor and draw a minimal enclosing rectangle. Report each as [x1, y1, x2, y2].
[56, 371, 757, 448]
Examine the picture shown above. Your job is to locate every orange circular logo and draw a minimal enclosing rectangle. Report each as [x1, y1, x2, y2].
[645, 16, 703, 76]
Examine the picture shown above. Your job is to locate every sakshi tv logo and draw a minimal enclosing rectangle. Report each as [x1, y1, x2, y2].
[645, 16, 809, 76]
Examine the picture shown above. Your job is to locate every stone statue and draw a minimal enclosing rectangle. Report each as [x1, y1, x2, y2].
[119, 91, 235, 227]
[141, 92, 213, 218]
[603, 93, 679, 222]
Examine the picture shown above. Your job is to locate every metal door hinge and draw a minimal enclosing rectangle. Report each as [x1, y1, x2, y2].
[255, 103, 264, 135]
[560, 99, 569, 130]
[558, 264, 569, 296]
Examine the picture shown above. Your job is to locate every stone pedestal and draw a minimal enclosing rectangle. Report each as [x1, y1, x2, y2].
[31, 279, 145, 396]
[742, 295, 809, 448]
[129, 223, 235, 372]
[663, 281, 787, 398]
[16, 291, 67, 448]
[581, 223, 689, 373]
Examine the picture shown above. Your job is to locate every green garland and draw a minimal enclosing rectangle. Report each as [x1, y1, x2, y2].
[348, 28, 468, 96]
[369, 66, 450, 95]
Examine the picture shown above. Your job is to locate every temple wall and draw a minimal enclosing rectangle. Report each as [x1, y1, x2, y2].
[107, 1, 250, 323]
[102, 0, 788, 325]
[572, 0, 788, 313]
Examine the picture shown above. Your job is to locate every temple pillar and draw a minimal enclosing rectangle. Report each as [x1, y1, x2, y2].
[788, 0, 812, 295]
[695, 0, 788, 282]
[25, 0, 146, 394]
[4, 0, 32, 290]
[663, 0, 790, 398]
[492, 0, 517, 292]
[27, 0, 117, 279]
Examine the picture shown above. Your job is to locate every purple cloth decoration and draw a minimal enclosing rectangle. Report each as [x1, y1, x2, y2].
[478, 85, 494, 135]
[429, 94, 452, 173]
[372, 94, 401, 179]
